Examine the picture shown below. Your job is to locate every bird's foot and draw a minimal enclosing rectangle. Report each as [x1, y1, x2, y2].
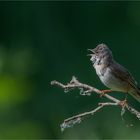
[100, 89, 112, 97]
[119, 99, 127, 107]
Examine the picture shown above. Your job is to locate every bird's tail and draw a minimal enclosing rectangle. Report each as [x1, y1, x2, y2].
[129, 87, 140, 103]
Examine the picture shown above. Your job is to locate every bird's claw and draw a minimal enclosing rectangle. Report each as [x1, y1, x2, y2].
[100, 89, 112, 97]
[119, 99, 127, 107]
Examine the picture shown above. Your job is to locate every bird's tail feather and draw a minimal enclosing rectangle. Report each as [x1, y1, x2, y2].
[129, 88, 140, 103]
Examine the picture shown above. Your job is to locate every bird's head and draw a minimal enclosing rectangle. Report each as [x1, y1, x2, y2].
[88, 43, 113, 65]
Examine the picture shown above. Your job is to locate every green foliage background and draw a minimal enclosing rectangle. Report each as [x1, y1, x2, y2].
[1, 1, 140, 139]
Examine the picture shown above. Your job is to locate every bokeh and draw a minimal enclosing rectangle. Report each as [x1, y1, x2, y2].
[1, 1, 140, 139]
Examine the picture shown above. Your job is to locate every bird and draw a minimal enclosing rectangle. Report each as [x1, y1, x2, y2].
[88, 43, 140, 103]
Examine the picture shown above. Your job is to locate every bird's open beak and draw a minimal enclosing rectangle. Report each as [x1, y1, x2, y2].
[87, 49, 95, 56]
[87, 54, 93, 56]
[88, 49, 95, 53]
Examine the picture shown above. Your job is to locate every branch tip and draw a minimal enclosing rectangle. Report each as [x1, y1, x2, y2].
[50, 80, 56, 85]
[70, 76, 78, 83]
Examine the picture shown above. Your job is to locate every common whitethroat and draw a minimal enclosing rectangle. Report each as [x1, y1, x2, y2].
[88, 43, 140, 103]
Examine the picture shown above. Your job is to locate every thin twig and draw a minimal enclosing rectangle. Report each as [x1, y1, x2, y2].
[64, 102, 118, 123]
[51, 76, 140, 131]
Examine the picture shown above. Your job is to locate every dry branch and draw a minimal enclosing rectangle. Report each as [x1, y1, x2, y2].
[51, 76, 140, 131]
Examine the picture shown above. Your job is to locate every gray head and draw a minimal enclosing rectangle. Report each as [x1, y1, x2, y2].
[88, 43, 113, 65]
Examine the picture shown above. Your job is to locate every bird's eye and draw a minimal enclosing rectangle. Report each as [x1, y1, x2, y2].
[99, 47, 103, 50]
[96, 48, 102, 53]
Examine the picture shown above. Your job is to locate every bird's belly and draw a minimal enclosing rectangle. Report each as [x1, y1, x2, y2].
[96, 67, 127, 92]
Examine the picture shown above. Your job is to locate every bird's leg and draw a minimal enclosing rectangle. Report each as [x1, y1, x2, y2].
[100, 89, 112, 97]
[124, 93, 128, 101]
[119, 85, 130, 107]
[119, 98, 127, 107]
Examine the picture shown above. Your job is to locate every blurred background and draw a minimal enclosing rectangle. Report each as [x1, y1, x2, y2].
[1, 1, 140, 139]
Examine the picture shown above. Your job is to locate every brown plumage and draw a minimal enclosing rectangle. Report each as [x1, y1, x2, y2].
[89, 43, 140, 103]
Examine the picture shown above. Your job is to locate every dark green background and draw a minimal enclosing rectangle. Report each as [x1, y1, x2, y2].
[0, 1, 140, 139]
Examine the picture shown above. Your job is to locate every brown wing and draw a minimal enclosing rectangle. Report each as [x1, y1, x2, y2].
[110, 61, 139, 91]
